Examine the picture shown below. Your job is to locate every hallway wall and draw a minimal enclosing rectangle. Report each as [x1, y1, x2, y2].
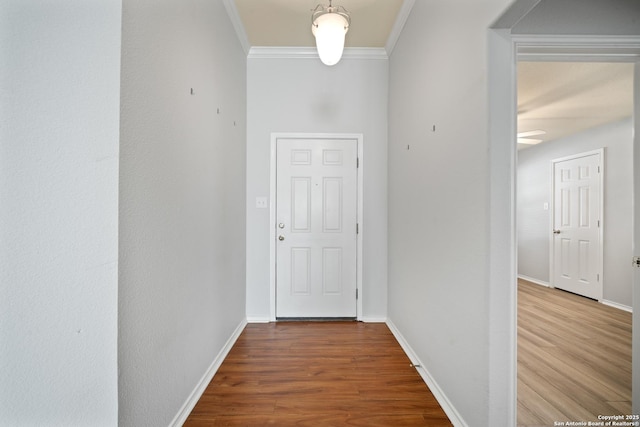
[0, 1, 122, 424]
[511, 0, 640, 35]
[118, 0, 246, 425]
[387, 0, 510, 425]
[245, 56, 388, 321]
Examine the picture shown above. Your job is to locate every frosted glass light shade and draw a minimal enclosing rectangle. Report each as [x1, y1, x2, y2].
[312, 12, 349, 66]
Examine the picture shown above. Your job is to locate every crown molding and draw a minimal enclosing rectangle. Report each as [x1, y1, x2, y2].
[344, 47, 389, 60]
[222, 0, 250, 55]
[248, 46, 388, 60]
[248, 47, 318, 60]
[515, 35, 640, 62]
[385, 0, 416, 55]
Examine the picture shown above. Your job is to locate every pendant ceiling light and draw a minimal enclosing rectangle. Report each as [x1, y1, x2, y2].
[311, 1, 350, 66]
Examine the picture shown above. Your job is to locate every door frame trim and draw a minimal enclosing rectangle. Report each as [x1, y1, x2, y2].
[549, 148, 605, 301]
[488, 20, 640, 424]
[269, 133, 364, 321]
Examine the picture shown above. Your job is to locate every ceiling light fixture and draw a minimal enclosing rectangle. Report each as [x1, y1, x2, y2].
[311, 1, 350, 66]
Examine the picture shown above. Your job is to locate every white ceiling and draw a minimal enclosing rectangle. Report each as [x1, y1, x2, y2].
[232, 2, 635, 149]
[517, 62, 634, 148]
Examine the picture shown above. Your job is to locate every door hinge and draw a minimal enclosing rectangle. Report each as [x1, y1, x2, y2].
[356, 288, 358, 300]
[597, 220, 600, 227]
[357, 157, 359, 168]
[597, 273, 600, 281]
[597, 166, 601, 173]
[356, 223, 359, 234]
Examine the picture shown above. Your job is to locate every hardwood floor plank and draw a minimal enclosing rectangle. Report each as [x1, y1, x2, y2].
[518, 337, 629, 403]
[273, 398, 441, 414]
[185, 322, 451, 426]
[518, 362, 614, 422]
[518, 380, 570, 423]
[187, 413, 449, 427]
[517, 400, 547, 427]
[517, 279, 632, 427]
[189, 396, 276, 416]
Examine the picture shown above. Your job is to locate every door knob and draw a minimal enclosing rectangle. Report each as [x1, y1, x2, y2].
[553, 229, 561, 234]
[278, 235, 285, 241]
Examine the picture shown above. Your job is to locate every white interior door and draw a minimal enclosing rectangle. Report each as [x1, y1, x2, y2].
[276, 138, 358, 318]
[551, 150, 603, 300]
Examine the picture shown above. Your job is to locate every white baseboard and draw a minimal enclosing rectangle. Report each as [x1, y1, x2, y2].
[385, 320, 467, 427]
[602, 299, 633, 313]
[246, 316, 271, 323]
[247, 317, 387, 323]
[517, 274, 550, 287]
[169, 318, 248, 427]
[360, 316, 387, 323]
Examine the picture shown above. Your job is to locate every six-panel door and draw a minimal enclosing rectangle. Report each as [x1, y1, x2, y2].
[276, 138, 358, 318]
[552, 151, 602, 300]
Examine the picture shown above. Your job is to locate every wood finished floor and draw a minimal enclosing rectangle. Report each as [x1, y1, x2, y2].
[185, 322, 451, 426]
[518, 279, 632, 427]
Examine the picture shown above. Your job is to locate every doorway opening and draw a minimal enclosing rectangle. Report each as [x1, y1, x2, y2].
[515, 60, 633, 425]
[487, 21, 640, 425]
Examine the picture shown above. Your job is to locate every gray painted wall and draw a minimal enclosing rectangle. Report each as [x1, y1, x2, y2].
[388, 0, 511, 425]
[118, 0, 246, 425]
[245, 57, 388, 321]
[518, 118, 633, 307]
[512, 0, 640, 35]
[0, 0, 121, 424]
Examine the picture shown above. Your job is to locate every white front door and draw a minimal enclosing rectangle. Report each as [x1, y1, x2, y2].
[275, 138, 358, 318]
[551, 150, 603, 300]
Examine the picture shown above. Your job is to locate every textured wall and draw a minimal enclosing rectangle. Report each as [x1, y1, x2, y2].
[118, 0, 246, 425]
[388, 1, 511, 425]
[512, 0, 640, 35]
[0, 1, 122, 425]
